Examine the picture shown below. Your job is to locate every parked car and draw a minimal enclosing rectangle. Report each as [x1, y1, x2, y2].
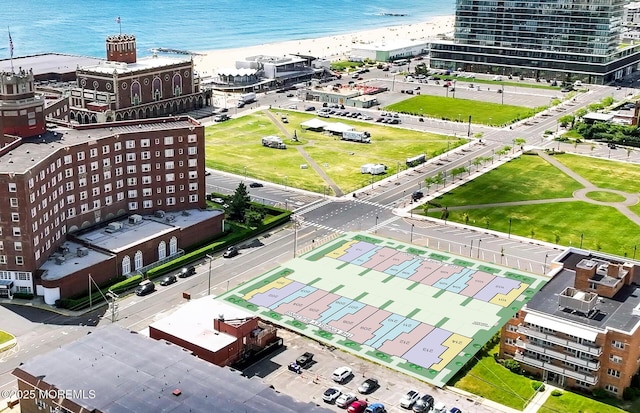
[412, 191, 424, 201]
[159, 274, 177, 286]
[134, 280, 155, 296]
[331, 366, 353, 383]
[357, 378, 379, 394]
[412, 395, 434, 413]
[323, 387, 342, 403]
[214, 114, 229, 122]
[449, 408, 462, 413]
[296, 352, 314, 367]
[432, 402, 447, 413]
[287, 362, 301, 373]
[336, 393, 357, 408]
[286, 93, 294, 97]
[177, 265, 196, 278]
[212, 197, 225, 204]
[223, 246, 239, 258]
[304, 106, 316, 111]
[348, 400, 368, 413]
[364, 403, 386, 413]
[400, 390, 420, 409]
[249, 182, 264, 188]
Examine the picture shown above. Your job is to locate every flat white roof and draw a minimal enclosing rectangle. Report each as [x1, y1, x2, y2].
[525, 312, 599, 341]
[80, 55, 191, 74]
[301, 118, 329, 129]
[40, 241, 113, 281]
[150, 297, 255, 353]
[324, 122, 354, 133]
[352, 39, 428, 52]
[583, 112, 614, 121]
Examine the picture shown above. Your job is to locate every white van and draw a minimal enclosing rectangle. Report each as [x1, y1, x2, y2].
[574, 80, 583, 87]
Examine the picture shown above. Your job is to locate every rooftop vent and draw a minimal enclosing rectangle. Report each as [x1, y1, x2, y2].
[559, 287, 598, 315]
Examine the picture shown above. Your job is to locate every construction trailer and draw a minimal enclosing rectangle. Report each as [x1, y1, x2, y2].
[341, 130, 371, 143]
[360, 163, 387, 175]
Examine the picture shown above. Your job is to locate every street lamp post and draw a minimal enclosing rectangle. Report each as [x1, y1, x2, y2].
[508, 218, 512, 239]
[501, 85, 504, 104]
[580, 233, 584, 249]
[470, 239, 474, 257]
[206, 254, 214, 296]
[410, 223, 415, 243]
[243, 166, 247, 179]
[284, 175, 288, 191]
[477, 239, 482, 258]
[544, 253, 549, 274]
[375, 215, 379, 233]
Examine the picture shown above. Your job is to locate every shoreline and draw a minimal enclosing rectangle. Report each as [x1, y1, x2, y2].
[193, 14, 455, 76]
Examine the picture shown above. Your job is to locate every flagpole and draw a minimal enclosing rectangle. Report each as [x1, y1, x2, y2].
[7, 27, 13, 73]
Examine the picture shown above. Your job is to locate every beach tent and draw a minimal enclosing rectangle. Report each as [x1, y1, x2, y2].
[300, 118, 328, 131]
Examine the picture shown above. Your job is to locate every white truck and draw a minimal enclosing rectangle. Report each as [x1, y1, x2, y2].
[261, 135, 286, 149]
[238, 92, 256, 107]
[342, 130, 371, 143]
[360, 164, 387, 175]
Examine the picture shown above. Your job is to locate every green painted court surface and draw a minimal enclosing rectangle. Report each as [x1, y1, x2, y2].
[218, 233, 546, 387]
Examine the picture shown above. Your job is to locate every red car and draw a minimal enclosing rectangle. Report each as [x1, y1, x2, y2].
[348, 400, 368, 413]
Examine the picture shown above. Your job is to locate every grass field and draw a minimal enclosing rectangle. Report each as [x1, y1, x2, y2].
[0, 331, 12, 345]
[422, 154, 640, 256]
[385, 95, 539, 126]
[452, 344, 536, 410]
[205, 110, 465, 193]
[538, 391, 627, 413]
[429, 155, 583, 206]
[553, 153, 640, 193]
[585, 191, 627, 203]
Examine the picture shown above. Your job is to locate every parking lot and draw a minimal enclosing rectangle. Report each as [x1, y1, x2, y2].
[242, 329, 497, 413]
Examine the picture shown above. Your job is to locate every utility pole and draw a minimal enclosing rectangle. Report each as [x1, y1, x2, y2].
[206, 254, 214, 296]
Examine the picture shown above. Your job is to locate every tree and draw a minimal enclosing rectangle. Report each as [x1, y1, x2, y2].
[451, 166, 467, 180]
[228, 182, 251, 222]
[558, 114, 575, 128]
[553, 231, 560, 244]
[462, 212, 470, 225]
[575, 108, 588, 119]
[244, 206, 265, 227]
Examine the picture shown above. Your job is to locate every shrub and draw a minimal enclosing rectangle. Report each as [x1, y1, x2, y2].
[503, 359, 521, 373]
[551, 390, 563, 397]
[623, 386, 640, 401]
[592, 388, 608, 399]
[12, 292, 34, 300]
[532, 381, 545, 392]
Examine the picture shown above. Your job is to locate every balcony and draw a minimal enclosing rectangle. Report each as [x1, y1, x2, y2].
[515, 339, 600, 370]
[517, 325, 602, 356]
[514, 352, 599, 385]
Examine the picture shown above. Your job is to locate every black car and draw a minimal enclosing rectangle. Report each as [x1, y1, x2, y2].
[357, 378, 379, 394]
[177, 265, 196, 278]
[304, 106, 316, 111]
[249, 182, 264, 188]
[412, 191, 424, 201]
[135, 280, 155, 296]
[159, 274, 177, 286]
[223, 246, 239, 258]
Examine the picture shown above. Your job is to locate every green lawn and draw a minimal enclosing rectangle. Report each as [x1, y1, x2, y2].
[539, 390, 627, 413]
[429, 155, 583, 206]
[452, 344, 536, 410]
[585, 191, 627, 203]
[205, 110, 465, 193]
[426, 202, 640, 256]
[553, 153, 640, 193]
[385, 95, 539, 126]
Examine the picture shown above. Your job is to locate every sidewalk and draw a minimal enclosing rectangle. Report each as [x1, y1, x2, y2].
[523, 383, 557, 413]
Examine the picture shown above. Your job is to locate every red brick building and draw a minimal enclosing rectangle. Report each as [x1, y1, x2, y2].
[149, 298, 279, 367]
[68, 34, 209, 124]
[0, 68, 46, 137]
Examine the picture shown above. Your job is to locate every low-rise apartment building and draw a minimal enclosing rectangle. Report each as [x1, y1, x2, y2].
[500, 249, 640, 397]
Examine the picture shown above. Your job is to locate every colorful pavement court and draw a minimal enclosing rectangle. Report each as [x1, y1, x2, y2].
[217, 233, 547, 387]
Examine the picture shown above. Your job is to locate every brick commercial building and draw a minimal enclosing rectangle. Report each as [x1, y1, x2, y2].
[149, 297, 280, 367]
[11, 326, 331, 413]
[0, 64, 225, 303]
[500, 249, 640, 397]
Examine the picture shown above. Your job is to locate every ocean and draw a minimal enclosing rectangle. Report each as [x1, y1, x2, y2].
[0, 0, 454, 59]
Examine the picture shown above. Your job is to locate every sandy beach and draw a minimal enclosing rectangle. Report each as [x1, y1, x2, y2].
[193, 15, 454, 76]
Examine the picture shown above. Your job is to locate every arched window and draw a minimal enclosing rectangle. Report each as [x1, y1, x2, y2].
[172, 74, 183, 96]
[131, 80, 142, 105]
[158, 241, 166, 260]
[134, 250, 143, 270]
[152, 77, 162, 100]
[121, 256, 131, 275]
[169, 236, 178, 255]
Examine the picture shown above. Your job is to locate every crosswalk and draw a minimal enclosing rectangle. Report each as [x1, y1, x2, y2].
[353, 198, 395, 211]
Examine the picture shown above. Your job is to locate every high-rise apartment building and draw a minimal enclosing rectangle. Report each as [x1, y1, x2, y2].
[431, 0, 640, 84]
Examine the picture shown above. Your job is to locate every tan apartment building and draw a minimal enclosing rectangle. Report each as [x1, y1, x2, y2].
[500, 249, 640, 397]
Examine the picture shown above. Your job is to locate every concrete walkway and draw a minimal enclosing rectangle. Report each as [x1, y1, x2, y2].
[262, 110, 343, 196]
[522, 383, 558, 413]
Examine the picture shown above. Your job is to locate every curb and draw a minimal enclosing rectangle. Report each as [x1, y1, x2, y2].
[0, 337, 16, 353]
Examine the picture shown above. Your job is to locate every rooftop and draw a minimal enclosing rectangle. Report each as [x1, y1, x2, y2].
[0, 53, 104, 78]
[351, 39, 429, 52]
[527, 251, 640, 334]
[40, 241, 113, 281]
[150, 297, 255, 353]
[13, 326, 333, 413]
[0, 118, 199, 174]
[76, 209, 222, 254]
[78, 54, 191, 75]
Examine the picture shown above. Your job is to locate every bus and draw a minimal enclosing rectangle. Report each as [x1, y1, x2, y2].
[393, 58, 409, 66]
